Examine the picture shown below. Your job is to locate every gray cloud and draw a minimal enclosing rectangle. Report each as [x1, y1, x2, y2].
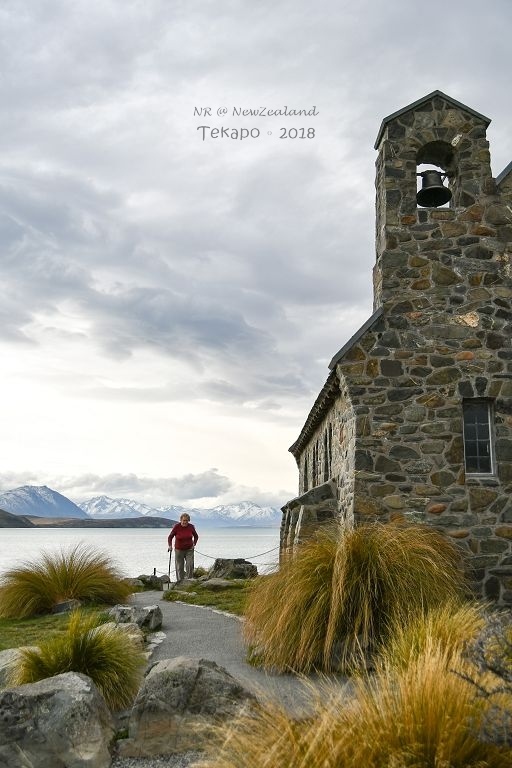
[49, 469, 232, 505]
[0, 1, 511, 497]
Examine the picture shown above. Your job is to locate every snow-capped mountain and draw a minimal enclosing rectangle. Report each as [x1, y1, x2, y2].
[186, 501, 282, 526]
[0, 486, 282, 527]
[0, 486, 88, 519]
[80, 497, 282, 526]
[80, 495, 160, 520]
[155, 501, 282, 527]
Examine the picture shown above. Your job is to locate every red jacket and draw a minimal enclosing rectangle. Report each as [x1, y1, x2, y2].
[168, 522, 198, 551]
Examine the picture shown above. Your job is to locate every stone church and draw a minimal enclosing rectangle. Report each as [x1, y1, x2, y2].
[281, 91, 512, 603]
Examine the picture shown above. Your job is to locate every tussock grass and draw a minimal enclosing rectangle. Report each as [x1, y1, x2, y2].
[10, 610, 145, 709]
[244, 522, 466, 672]
[196, 647, 511, 768]
[0, 543, 132, 618]
[381, 598, 486, 670]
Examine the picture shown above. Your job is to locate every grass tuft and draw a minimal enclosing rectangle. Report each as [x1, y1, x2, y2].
[195, 647, 511, 768]
[10, 610, 145, 709]
[244, 521, 467, 672]
[0, 543, 133, 618]
[381, 598, 486, 670]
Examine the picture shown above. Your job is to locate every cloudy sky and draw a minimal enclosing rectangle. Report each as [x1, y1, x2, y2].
[1, 0, 511, 509]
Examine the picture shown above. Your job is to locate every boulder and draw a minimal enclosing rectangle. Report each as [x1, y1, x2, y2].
[0, 671, 115, 768]
[108, 604, 163, 631]
[108, 604, 137, 624]
[52, 599, 82, 614]
[101, 621, 145, 649]
[0, 649, 22, 689]
[118, 656, 255, 757]
[0, 647, 40, 689]
[135, 605, 163, 632]
[136, 574, 169, 590]
[200, 578, 236, 591]
[207, 558, 258, 580]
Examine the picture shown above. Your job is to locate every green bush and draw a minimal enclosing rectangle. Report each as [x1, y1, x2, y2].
[10, 610, 145, 710]
[244, 521, 467, 672]
[0, 544, 133, 618]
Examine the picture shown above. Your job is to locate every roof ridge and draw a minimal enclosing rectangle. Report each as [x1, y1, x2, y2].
[374, 90, 491, 149]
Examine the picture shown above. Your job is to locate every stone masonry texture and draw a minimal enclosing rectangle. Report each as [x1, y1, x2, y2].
[282, 92, 512, 604]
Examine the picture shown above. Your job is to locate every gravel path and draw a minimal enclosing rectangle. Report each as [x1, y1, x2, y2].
[109, 590, 348, 767]
[111, 752, 204, 768]
[129, 590, 343, 715]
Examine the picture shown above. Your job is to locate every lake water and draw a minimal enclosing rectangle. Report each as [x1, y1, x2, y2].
[0, 527, 281, 579]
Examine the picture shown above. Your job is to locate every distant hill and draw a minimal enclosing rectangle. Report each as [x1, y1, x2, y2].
[0, 508, 35, 528]
[0, 486, 88, 519]
[25, 515, 173, 529]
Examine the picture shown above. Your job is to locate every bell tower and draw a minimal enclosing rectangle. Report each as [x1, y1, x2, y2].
[372, 91, 503, 311]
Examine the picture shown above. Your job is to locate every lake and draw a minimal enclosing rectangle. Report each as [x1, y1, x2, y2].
[0, 527, 281, 579]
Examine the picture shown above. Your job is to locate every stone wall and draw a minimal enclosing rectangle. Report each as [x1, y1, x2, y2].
[285, 93, 512, 603]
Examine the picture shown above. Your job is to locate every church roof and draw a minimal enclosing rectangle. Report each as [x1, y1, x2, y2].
[289, 307, 384, 458]
[288, 368, 339, 458]
[328, 307, 383, 369]
[496, 160, 512, 187]
[374, 90, 491, 149]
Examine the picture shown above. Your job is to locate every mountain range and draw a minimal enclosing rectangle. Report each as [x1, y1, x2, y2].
[0, 486, 282, 527]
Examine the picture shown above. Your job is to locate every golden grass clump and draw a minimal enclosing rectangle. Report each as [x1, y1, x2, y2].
[196, 647, 511, 768]
[381, 598, 486, 670]
[0, 543, 132, 618]
[10, 610, 145, 710]
[244, 521, 466, 672]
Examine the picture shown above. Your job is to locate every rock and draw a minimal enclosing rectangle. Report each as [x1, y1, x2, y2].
[0, 649, 24, 690]
[51, 599, 82, 614]
[0, 671, 114, 768]
[124, 578, 144, 589]
[0, 647, 41, 690]
[200, 578, 235, 591]
[108, 605, 138, 624]
[101, 621, 145, 649]
[208, 558, 258, 580]
[136, 574, 169, 590]
[118, 657, 255, 758]
[135, 605, 163, 631]
[108, 604, 163, 631]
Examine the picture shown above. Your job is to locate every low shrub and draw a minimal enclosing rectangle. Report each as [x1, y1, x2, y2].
[244, 521, 467, 672]
[10, 610, 145, 710]
[0, 543, 133, 618]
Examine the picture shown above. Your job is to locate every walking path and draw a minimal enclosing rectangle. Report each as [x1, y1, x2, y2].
[129, 589, 346, 716]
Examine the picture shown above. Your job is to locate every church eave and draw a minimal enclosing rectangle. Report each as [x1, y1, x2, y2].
[496, 160, 512, 187]
[288, 368, 339, 458]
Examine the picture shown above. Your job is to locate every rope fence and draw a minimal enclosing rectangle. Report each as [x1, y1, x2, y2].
[153, 544, 281, 578]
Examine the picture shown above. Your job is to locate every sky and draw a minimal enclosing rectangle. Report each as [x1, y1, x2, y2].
[1, 0, 511, 509]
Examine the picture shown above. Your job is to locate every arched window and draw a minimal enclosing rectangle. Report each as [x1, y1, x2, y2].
[416, 141, 454, 209]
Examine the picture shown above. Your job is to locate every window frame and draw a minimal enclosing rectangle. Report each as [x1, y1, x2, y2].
[462, 399, 496, 477]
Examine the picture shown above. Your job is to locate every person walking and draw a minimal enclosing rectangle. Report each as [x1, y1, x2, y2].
[168, 513, 199, 582]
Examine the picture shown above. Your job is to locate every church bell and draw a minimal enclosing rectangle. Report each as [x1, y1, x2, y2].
[416, 169, 452, 208]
